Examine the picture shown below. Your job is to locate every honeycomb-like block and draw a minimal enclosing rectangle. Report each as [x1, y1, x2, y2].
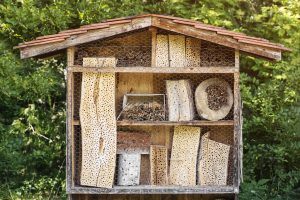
[186, 37, 201, 67]
[80, 57, 116, 188]
[169, 126, 201, 186]
[198, 132, 230, 185]
[169, 35, 185, 67]
[117, 154, 141, 186]
[150, 145, 168, 185]
[155, 35, 169, 67]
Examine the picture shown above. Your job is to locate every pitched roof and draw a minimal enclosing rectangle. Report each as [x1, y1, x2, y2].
[15, 14, 291, 60]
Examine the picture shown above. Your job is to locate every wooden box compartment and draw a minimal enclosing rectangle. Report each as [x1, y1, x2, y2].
[73, 29, 235, 68]
[73, 72, 235, 122]
[70, 71, 239, 194]
[73, 124, 236, 192]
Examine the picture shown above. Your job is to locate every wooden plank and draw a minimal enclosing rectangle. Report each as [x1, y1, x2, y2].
[73, 120, 235, 126]
[169, 126, 201, 186]
[80, 58, 116, 188]
[66, 47, 75, 193]
[140, 155, 151, 185]
[117, 154, 141, 186]
[152, 17, 282, 61]
[155, 35, 169, 67]
[20, 17, 152, 58]
[150, 145, 168, 185]
[68, 185, 237, 194]
[68, 66, 238, 73]
[169, 35, 185, 67]
[186, 37, 201, 67]
[198, 132, 230, 186]
[150, 27, 157, 67]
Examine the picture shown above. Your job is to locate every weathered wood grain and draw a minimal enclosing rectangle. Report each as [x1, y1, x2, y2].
[68, 66, 238, 73]
[169, 126, 201, 186]
[80, 58, 116, 188]
[198, 132, 230, 186]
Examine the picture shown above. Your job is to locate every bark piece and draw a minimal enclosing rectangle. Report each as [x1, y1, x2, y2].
[195, 78, 233, 121]
[117, 131, 151, 154]
[150, 145, 168, 185]
[117, 154, 141, 186]
[80, 57, 116, 188]
[166, 80, 194, 121]
[198, 132, 230, 185]
[169, 126, 201, 186]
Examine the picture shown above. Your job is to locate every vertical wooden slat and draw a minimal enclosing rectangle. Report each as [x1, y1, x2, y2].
[150, 27, 157, 67]
[235, 50, 240, 70]
[66, 47, 75, 199]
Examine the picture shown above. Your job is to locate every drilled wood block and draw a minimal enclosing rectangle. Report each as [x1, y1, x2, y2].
[117, 154, 141, 186]
[166, 80, 194, 121]
[117, 131, 151, 154]
[80, 57, 116, 188]
[169, 35, 185, 67]
[169, 126, 201, 186]
[198, 132, 230, 186]
[150, 145, 168, 185]
[186, 37, 201, 67]
[155, 35, 169, 67]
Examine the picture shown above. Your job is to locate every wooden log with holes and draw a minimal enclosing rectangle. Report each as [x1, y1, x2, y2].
[166, 80, 194, 121]
[198, 132, 230, 186]
[80, 57, 116, 188]
[195, 78, 233, 121]
[169, 126, 201, 186]
[117, 154, 141, 186]
[150, 145, 168, 185]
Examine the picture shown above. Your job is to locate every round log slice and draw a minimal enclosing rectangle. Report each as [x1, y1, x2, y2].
[195, 78, 233, 121]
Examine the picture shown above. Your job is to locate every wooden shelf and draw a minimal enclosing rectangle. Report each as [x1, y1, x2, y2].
[68, 65, 238, 74]
[69, 185, 237, 194]
[73, 120, 234, 126]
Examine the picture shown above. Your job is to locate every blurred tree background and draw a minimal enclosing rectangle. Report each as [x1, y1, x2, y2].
[0, 0, 299, 199]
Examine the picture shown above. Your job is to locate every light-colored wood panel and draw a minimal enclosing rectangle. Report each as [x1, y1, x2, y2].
[198, 132, 230, 186]
[169, 35, 185, 67]
[80, 58, 116, 188]
[169, 126, 201, 186]
[155, 35, 169, 67]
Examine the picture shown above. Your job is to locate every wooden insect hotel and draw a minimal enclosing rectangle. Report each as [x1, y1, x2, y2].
[16, 14, 290, 200]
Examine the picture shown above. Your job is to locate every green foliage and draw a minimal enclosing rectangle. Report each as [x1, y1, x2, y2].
[0, 0, 299, 199]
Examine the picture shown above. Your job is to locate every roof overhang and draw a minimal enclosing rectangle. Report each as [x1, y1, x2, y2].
[15, 14, 290, 61]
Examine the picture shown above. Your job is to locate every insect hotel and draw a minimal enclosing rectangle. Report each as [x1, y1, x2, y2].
[16, 14, 290, 200]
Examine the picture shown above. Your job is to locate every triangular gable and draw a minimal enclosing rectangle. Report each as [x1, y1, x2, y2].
[15, 14, 290, 60]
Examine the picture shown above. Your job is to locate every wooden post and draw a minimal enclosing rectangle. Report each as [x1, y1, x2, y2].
[66, 47, 75, 196]
[233, 72, 240, 190]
